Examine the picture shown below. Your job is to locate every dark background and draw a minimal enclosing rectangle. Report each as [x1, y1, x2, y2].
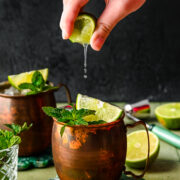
[0, 0, 180, 102]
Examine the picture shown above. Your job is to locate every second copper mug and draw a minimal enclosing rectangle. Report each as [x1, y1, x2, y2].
[0, 82, 71, 156]
[52, 112, 150, 180]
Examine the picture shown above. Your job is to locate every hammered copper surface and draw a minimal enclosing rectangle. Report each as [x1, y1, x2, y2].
[0, 82, 71, 156]
[52, 113, 127, 180]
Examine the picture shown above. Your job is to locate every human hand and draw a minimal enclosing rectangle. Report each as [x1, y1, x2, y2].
[60, 0, 146, 51]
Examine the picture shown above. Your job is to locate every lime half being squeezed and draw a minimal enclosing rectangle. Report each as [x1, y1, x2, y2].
[69, 13, 96, 44]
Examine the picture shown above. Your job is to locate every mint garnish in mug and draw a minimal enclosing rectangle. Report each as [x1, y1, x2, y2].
[0, 123, 32, 150]
[42, 105, 106, 137]
[18, 71, 58, 95]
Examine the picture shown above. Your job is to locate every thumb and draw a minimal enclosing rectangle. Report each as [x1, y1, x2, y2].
[90, 0, 145, 51]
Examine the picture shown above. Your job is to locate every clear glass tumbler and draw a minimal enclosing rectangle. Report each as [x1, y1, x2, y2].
[0, 145, 19, 180]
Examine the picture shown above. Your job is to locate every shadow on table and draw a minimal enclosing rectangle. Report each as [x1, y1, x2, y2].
[120, 173, 144, 180]
[143, 117, 157, 124]
[49, 173, 144, 180]
[147, 159, 177, 173]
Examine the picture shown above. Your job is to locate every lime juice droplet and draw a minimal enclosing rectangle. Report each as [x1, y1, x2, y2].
[83, 44, 88, 79]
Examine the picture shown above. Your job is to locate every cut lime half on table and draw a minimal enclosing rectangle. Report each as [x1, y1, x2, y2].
[126, 130, 160, 169]
[69, 13, 96, 44]
[8, 68, 48, 89]
[155, 103, 180, 129]
[76, 94, 123, 123]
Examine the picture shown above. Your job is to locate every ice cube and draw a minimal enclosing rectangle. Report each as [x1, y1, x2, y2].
[4, 86, 21, 95]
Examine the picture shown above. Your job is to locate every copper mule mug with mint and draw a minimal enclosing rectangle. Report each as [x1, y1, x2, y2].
[43, 94, 150, 180]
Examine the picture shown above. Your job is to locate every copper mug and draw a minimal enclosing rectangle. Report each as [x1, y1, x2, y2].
[0, 81, 71, 156]
[52, 112, 150, 180]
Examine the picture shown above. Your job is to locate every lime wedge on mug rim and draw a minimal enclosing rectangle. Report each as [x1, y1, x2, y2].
[126, 130, 160, 169]
[76, 93, 123, 123]
[69, 13, 96, 44]
[8, 68, 48, 89]
[155, 103, 180, 129]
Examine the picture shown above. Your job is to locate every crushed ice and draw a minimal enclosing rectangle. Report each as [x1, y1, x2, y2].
[3, 86, 29, 96]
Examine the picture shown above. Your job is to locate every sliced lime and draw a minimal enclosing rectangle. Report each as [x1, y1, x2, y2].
[69, 13, 96, 44]
[76, 94, 123, 123]
[155, 103, 180, 129]
[126, 130, 160, 169]
[8, 68, 48, 89]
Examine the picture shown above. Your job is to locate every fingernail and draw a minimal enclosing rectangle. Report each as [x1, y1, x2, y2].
[62, 31, 68, 39]
[93, 36, 105, 50]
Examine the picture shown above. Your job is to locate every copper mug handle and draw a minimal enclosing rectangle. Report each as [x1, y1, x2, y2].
[57, 83, 72, 104]
[124, 121, 150, 179]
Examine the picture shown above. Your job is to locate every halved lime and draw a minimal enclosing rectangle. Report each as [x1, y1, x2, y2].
[155, 103, 180, 129]
[76, 94, 123, 123]
[8, 68, 48, 89]
[126, 130, 160, 169]
[69, 13, 96, 44]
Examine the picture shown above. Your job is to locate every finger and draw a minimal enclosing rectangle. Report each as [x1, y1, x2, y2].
[60, 0, 89, 39]
[90, 0, 145, 51]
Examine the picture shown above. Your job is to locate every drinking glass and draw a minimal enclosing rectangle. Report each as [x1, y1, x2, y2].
[0, 145, 19, 180]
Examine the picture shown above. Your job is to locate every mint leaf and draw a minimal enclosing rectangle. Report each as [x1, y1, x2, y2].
[32, 71, 45, 88]
[21, 122, 33, 132]
[0, 132, 20, 149]
[18, 83, 37, 91]
[0, 130, 14, 149]
[60, 125, 66, 137]
[42, 86, 59, 91]
[5, 124, 21, 135]
[0, 123, 31, 150]
[42, 107, 63, 119]
[5, 122, 32, 135]
[67, 120, 76, 126]
[26, 91, 39, 95]
[9, 136, 21, 147]
[74, 118, 88, 125]
[0, 135, 8, 149]
[61, 109, 73, 120]
[76, 109, 96, 119]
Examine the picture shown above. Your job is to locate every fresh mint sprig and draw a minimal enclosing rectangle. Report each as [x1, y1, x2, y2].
[42, 105, 106, 137]
[18, 71, 58, 95]
[0, 122, 32, 150]
[5, 122, 32, 135]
